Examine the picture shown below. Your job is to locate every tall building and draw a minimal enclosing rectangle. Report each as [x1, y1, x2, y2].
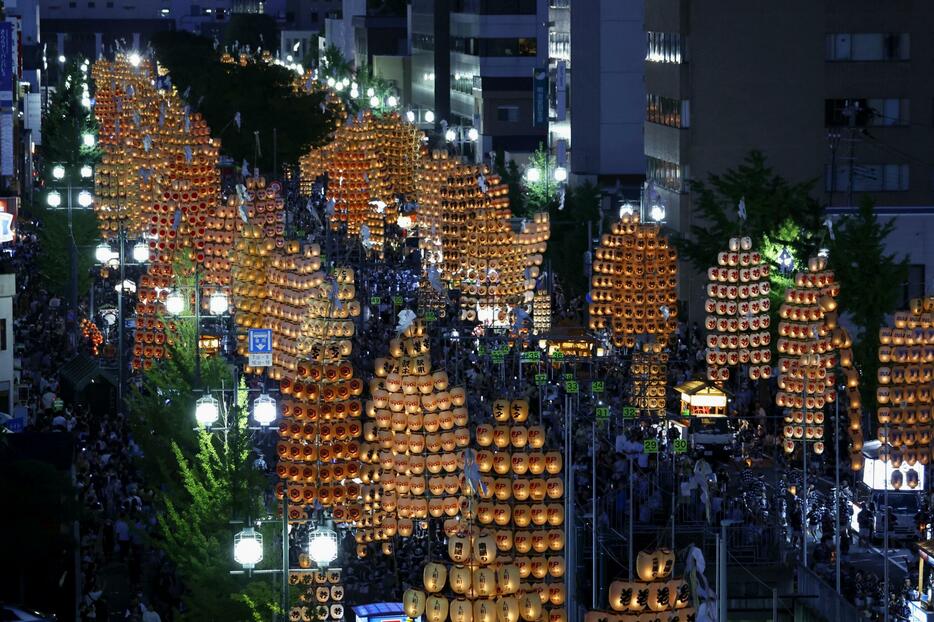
[410, 0, 549, 157]
[644, 0, 934, 300]
[569, 0, 644, 186]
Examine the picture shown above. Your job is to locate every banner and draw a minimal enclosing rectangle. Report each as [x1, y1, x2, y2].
[0, 112, 12, 176]
[532, 66, 548, 128]
[0, 22, 11, 107]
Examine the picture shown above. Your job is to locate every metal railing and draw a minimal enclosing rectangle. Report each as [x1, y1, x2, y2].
[797, 565, 862, 622]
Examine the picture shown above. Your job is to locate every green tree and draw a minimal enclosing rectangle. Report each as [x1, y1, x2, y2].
[43, 58, 100, 174]
[223, 13, 280, 54]
[33, 203, 99, 298]
[523, 144, 560, 213]
[674, 151, 825, 320]
[828, 197, 908, 415]
[151, 31, 341, 173]
[545, 181, 602, 299]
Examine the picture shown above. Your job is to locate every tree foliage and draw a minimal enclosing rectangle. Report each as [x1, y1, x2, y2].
[33, 202, 99, 298]
[828, 197, 908, 414]
[43, 58, 100, 173]
[492, 150, 525, 217]
[544, 182, 602, 299]
[522, 144, 560, 214]
[150, 31, 341, 174]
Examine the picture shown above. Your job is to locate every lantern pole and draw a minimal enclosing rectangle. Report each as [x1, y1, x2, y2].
[564, 392, 576, 622]
[834, 383, 841, 611]
[117, 223, 125, 408]
[281, 488, 289, 618]
[802, 375, 808, 570]
[591, 416, 597, 609]
[884, 420, 890, 622]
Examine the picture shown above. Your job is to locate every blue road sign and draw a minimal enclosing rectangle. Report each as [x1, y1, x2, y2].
[249, 329, 272, 354]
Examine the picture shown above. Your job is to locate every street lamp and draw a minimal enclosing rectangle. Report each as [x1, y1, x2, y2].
[649, 203, 666, 223]
[445, 128, 457, 143]
[525, 167, 542, 183]
[233, 527, 263, 569]
[128, 52, 142, 68]
[253, 394, 277, 427]
[467, 128, 479, 142]
[47, 191, 62, 208]
[52, 165, 66, 180]
[95, 242, 113, 264]
[80, 165, 93, 179]
[778, 247, 794, 272]
[386, 95, 398, 108]
[58, 55, 66, 64]
[77, 190, 94, 208]
[424, 110, 435, 124]
[82, 133, 96, 148]
[195, 394, 220, 428]
[369, 95, 380, 108]
[208, 291, 229, 316]
[308, 525, 339, 566]
[405, 110, 415, 123]
[619, 202, 635, 217]
[553, 166, 568, 183]
[165, 289, 185, 316]
[132, 241, 150, 264]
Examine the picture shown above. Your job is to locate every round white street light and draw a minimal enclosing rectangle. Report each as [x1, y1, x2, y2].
[195, 394, 220, 428]
[77, 190, 94, 208]
[46, 190, 62, 208]
[132, 241, 150, 263]
[95, 242, 113, 264]
[649, 203, 666, 222]
[308, 526, 339, 565]
[397, 214, 413, 229]
[525, 167, 542, 184]
[366, 87, 375, 98]
[165, 289, 185, 315]
[57, 55, 66, 64]
[208, 291, 229, 316]
[82, 133, 96, 148]
[115, 279, 137, 294]
[444, 128, 457, 143]
[52, 165, 66, 180]
[349, 87, 359, 99]
[369, 95, 380, 108]
[424, 110, 435, 123]
[467, 127, 479, 142]
[101, 309, 117, 326]
[128, 52, 142, 67]
[253, 394, 277, 427]
[80, 165, 93, 179]
[386, 95, 398, 107]
[233, 528, 264, 569]
[405, 110, 415, 123]
[619, 202, 635, 217]
[326, 77, 336, 87]
[81, 96, 92, 109]
[553, 166, 568, 182]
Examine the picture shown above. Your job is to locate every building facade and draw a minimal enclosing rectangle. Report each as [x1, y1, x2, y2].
[411, 0, 549, 157]
[644, 0, 934, 301]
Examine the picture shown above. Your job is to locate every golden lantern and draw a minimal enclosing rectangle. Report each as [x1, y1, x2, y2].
[424, 562, 448, 592]
[450, 566, 472, 595]
[404, 590, 427, 618]
[496, 596, 520, 622]
[472, 567, 497, 597]
[450, 599, 474, 622]
[425, 596, 449, 622]
[519, 592, 543, 622]
[449, 534, 471, 563]
[474, 599, 497, 622]
[636, 549, 675, 581]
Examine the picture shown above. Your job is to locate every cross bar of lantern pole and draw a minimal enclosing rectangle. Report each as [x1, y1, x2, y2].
[230, 566, 345, 576]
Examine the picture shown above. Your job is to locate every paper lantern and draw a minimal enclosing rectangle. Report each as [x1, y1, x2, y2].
[497, 596, 520, 622]
[519, 592, 542, 622]
[474, 599, 497, 622]
[424, 562, 448, 592]
[473, 567, 497, 597]
[451, 599, 474, 622]
[636, 549, 675, 581]
[425, 596, 449, 622]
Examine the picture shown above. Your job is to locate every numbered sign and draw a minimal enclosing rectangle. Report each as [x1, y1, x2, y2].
[391, 295, 403, 306]
[591, 381, 605, 393]
[673, 439, 688, 454]
[595, 407, 610, 420]
[552, 351, 565, 361]
[492, 353, 505, 364]
[424, 310, 437, 322]
[643, 439, 659, 454]
[534, 373, 547, 385]
[622, 406, 637, 419]
[370, 296, 382, 306]
[565, 380, 579, 394]
[563, 373, 574, 381]
[520, 351, 541, 363]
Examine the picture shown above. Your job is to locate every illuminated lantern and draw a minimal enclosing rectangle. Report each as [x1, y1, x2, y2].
[636, 549, 675, 581]
[473, 531, 497, 564]
[449, 534, 471, 563]
[473, 567, 497, 597]
[425, 596, 449, 622]
[548, 556, 566, 577]
[497, 564, 521, 594]
[519, 592, 542, 622]
[404, 590, 427, 618]
[451, 599, 473, 622]
[474, 599, 496, 622]
[424, 562, 447, 592]
[497, 596, 520, 622]
[450, 566, 471, 595]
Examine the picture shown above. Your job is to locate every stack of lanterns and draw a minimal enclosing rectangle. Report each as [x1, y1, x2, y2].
[416, 151, 549, 323]
[274, 266, 363, 526]
[300, 111, 422, 252]
[588, 212, 678, 349]
[876, 296, 934, 473]
[532, 292, 552, 335]
[355, 318, 469, 556]
[776, 255, 851, 456]
[630, 343, 669, 418]
[598, 549, 695, 622]
[287, 568, 345, 622]
[703, 236, 773, 383]
[80, 318, 104, 356]
[402, 397, 567, 622]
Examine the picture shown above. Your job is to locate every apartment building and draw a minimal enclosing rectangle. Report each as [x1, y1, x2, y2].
[644, 0, 934, 301]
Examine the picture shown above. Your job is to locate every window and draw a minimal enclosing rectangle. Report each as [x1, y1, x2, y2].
[647, 156, 685, 192]
[549, 32, 570, 61]
[451, 37, 537, 57]
[413, 33, 435, 51]
[826, 33, 909, 61]
[451, 0, 537, 13]
[550, 0, 570, 7]
[0, 319, 6, 351]
[452, 73, 475, 95]
[646, 94, 689, 128]
[88, 1, 95, 6]
[646, 32, 684, 64]
[825, 98, 909, 127]
[496, 106, 520, 122]
[825, 163, 910, 192]
[68, 1, 76, 6]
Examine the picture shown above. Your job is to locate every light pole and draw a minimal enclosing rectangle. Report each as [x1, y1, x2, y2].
[47, 164, 95, 310]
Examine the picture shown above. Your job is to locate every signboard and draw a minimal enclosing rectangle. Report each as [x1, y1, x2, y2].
[248, 328, 272, 367]
[424, 310, 437, 322]
[0, 112, 11, 176]
[391, 295, 403, 306]
[0, 22, 11, 106]
[555, 60, 567, 122]
[370, 296, 381, 305]
[622, 406, 637, 419]
[643, 439, 659, 454]
[673, 439, 688, 454]
[564, 380, 579, 394]
[520, 351, 541, 363]
[591, 381, 604, 393]
[534, 373, 547, 385]
[551, 350, 565, 361]
[532, 67, 548, 128]
[595, 407, 609, 421]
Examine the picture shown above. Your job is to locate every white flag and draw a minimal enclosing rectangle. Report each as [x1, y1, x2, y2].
[234, 112, 241, 130]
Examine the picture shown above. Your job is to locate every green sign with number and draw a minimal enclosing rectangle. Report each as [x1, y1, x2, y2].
[521, 351, 541, 363]
[478, 346, 486, 355]
[595, 407, 610, 420]
[424, 311, 437, 322]
[535, 373, 547, 385]
[562, 373, 573, 381]
[492, 353, 505, 364]
[592, 381, 605, 393]
[565, 380, 579, 394]
[370, 296, 382, 305]
[622, 406, 637, 419]
[681, 407, 691, 418]
[643, 439, 659, 454]
[673, 439, 688, 454]
[391, 295, 403, 306]
[551, 350, 565, 361]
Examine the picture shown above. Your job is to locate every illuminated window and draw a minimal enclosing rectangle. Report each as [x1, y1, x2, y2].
[646, 32, 684, 64]
[646, 94, 689, 128]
